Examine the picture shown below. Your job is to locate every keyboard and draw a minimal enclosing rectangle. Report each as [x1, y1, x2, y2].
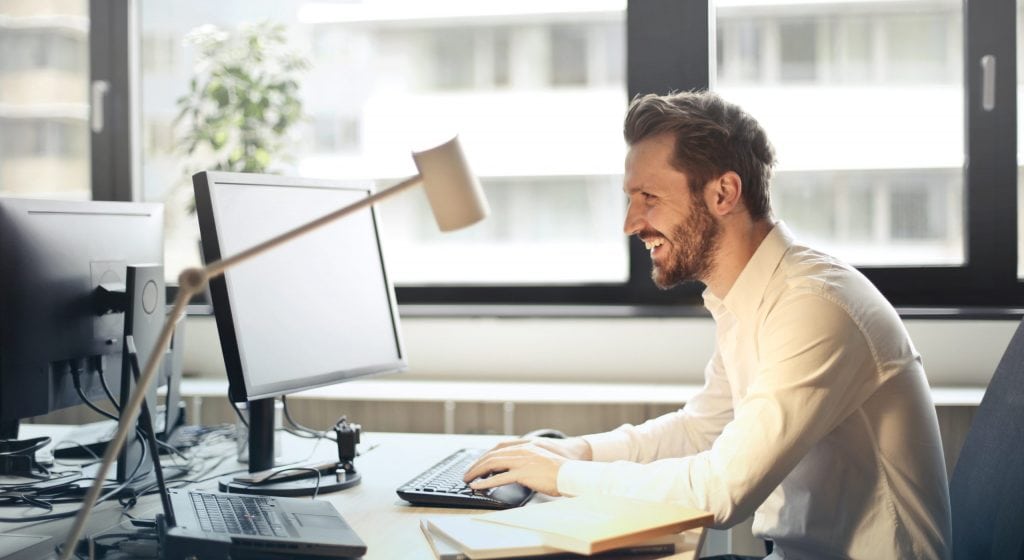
[190, 491, 287, 537]
[396, 448, 534, 509]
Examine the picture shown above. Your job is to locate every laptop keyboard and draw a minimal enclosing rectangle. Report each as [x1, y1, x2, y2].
[396, 448, 534, 509]
[190, 491, 288, 537]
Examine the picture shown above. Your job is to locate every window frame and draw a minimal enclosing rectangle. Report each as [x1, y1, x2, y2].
[93, 0, 1023, 312]
[90, 0, 135, 203]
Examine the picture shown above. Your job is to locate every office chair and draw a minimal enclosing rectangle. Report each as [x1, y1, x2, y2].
[949, 318, 1024, 559]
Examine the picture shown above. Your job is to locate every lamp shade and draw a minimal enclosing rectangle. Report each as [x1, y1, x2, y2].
[412, 136, 490, 232]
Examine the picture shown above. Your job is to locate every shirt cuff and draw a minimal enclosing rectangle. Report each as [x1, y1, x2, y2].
[557, 459, 613, 497]
[582, 429, 635, 462]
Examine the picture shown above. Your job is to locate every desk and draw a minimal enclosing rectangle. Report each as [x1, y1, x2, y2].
[3, 427, 707, 559]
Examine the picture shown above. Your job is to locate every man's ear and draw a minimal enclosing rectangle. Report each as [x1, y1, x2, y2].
[706, 171, 743, 216]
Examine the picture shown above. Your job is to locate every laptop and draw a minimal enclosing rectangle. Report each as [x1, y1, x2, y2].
[157, 488, 367, 558]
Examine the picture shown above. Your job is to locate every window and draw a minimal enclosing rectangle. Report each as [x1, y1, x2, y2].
[137, 1, 629, 293]
[778, 19, 818, 82]
[78, 0, 1022, 308]
[551, 25, 589, 86]
[633, 0, 1018, 307]
[431, 29, 476, 90]
[716, 1, 965, 268]
[311, 116, 360, 154]
[883, 14, 955, 83]
[718, 20, 763, 83]
[0, 3, 90, 199]
[830, 17, 873, 83]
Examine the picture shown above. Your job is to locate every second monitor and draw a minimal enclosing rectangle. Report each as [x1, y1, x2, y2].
[193, 171, 406, 495]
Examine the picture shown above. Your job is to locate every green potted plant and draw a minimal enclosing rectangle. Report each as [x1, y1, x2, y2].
[175, 21, 310, 177]
[165, 21, 310, 274]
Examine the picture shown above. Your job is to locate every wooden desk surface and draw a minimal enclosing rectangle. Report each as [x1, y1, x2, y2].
[5, 428, 704, 559]
[279, 431, 704, 559]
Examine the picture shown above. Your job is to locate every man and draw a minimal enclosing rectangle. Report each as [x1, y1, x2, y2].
[464, 91, 952, 559]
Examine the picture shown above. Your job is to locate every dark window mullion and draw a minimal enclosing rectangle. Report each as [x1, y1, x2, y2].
[964, 0, 1017, 300]
[89, 0, 133, 202]
[625, 0, 711, 306]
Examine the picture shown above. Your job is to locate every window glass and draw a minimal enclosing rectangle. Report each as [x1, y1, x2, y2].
[551, 25, 589, 86]
[0, 0, 90, 199]
[715, 0, 964, 267]
[431, 29, 475, 90]
[139, 0, 628, 286]
[779, 19, 817, 82]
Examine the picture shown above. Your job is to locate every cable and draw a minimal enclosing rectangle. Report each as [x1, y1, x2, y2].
[0, 419, 237, 522]
[229, 399, 249, 429]
[96, 363, 121, 414]
[154, 439, 188, 461]
[259, 467, 323, 500]
[68, 363, 159, 492]
[71, 366, 119, 423]
[0, 470, 83, 490]
[51, 440, 101, 463]
[280, 395, 323, 438]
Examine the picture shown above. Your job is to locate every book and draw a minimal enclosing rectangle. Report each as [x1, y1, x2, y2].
[421, 516, 685, 560]
[476, 495, 713, 555]
[423, 516, 560, 559]
[420, 520, 470, 560]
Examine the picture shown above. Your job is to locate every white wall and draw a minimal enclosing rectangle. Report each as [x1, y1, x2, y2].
[183, 315, 1018, 388]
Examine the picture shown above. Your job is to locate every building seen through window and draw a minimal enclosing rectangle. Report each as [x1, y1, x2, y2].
[0, 0, 90, 199]
[8, 0, 1016, 292]
[716, 0, 964, 267]
[139, 1, 629, 287]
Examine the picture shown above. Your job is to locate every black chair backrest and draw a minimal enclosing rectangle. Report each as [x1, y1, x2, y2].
[949, 319, 1024, 559]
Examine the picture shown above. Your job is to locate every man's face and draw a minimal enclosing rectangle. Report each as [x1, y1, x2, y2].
[623, 133, 721, 289]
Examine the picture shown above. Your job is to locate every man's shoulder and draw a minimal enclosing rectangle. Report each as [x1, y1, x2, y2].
[767, 243, 897, 321]
[773, 242, 851, 286]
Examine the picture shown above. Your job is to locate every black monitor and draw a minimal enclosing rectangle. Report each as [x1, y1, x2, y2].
[193, 171, 406, 495]
[0, 198, 164, 439]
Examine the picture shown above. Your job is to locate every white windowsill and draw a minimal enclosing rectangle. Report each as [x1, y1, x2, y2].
[175, 378, 985, 407]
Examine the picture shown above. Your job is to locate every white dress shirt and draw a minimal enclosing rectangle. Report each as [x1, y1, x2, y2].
[557, 223, 952, 560]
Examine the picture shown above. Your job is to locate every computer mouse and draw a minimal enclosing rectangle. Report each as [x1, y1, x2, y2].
[521, 428, 568, 439]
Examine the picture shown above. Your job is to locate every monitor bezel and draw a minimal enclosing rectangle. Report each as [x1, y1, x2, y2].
[193, 171, 407, 403]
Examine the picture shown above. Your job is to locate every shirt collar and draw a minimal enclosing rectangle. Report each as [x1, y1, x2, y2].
[704, 221, 795, 319]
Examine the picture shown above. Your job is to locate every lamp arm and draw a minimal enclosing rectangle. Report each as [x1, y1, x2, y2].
[206, 174, 422, 278]
[59, 173, 423, 559]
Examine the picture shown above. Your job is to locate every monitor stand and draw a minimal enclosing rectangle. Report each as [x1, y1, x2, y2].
[217, 398, 360, 497]
[0, 420, 18, 441]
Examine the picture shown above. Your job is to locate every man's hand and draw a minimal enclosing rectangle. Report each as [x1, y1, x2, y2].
[462, 437, 593, 496]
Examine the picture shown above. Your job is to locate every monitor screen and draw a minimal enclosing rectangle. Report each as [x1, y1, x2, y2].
[194, 172, 406, 404]
[0, 198, 164, 437]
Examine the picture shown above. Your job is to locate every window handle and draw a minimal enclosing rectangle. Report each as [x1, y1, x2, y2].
[91, 80, 110, 133]
[980, 55, 996, 112]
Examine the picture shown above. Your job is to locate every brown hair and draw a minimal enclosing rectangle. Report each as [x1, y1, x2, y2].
[624, 91, 775, 220]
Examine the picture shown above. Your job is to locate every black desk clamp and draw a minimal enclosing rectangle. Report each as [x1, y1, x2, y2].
[334, 417, 361, 477]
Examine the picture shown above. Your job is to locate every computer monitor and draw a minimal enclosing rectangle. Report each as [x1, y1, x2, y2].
[193, 171, 406, 495]
[0, 198, 164, 439]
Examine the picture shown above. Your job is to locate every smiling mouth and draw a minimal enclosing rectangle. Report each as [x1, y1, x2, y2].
[643, 238, 665, 251]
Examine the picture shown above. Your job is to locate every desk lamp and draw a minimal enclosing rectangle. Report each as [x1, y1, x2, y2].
[59, 136, 489, 559]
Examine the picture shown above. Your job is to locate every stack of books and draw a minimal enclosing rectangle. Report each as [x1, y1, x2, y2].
[420, 495, 713, 559]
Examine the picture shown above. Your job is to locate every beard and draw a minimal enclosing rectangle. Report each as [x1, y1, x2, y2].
[650, 197, 720, 290]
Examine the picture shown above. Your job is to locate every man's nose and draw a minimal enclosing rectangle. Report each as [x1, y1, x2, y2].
[623, 203, 642, 236]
